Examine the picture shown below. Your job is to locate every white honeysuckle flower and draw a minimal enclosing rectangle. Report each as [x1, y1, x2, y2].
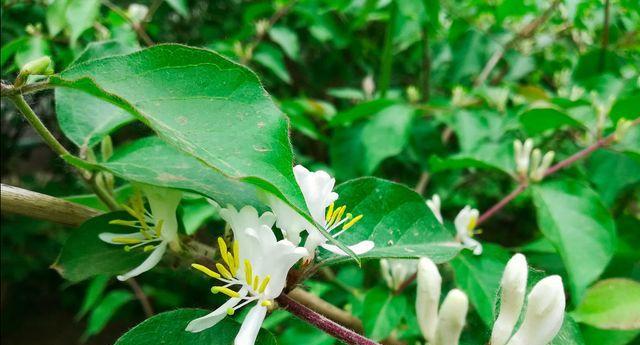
[491, 254, 528, 345]
[100, 185, 182, 281]
[267, 165, 373, 261]
[186, 205, 308, 345]
[434, 289, 468, 345]
[416, 257, 442, 344]
[380, 259, 417, 291]
[506, 275, 565, 345]
[529, 151, 554, 182]
[426, 194, 443, 224]
[513, 139, 534, 177]
[453, 206, 483, 255]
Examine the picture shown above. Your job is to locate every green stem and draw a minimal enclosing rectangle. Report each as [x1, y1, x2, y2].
[9, 94, 70, 156]
[378, 3, 397, 97]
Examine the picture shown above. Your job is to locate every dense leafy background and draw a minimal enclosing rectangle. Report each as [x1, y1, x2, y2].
[1, 0, 638, 344]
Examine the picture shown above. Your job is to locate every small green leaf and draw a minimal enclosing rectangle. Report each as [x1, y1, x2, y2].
[361, 287, 407, 341]
[114, 309, 277, 345]
[318, 177, 459, 265]
[269, 26, 300, 61]
[573, 278, 640, 330]
[53, 212, 148, 282]
[519, 107, 584, 135]
[46, 0, 69, 37]
[254, 43, 291, 83]
[531, 179, 616, 302]
[165, 0, 190, 18]
[76, 275, 110, 320]
[66, 0, 101, 44]
[83, 289, 134, 340]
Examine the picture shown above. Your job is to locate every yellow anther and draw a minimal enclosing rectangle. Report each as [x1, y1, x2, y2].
[258, 275, 271, 293]
[244, 259, 253, 284]
[233, 241, 240, 269]
[260, 300, 272, 307]
[139, 228, 152, 240]
[110, 237, 143, 244]
[467, 217, 477, 231]
[211, 286, 240, 298]
[124, 246, 132, 252]
[122, 204, 139, 219]
[191, 263, 221, 279]
[216, 263, 232, 279]
[143, 245, 155, 252]
[253, 276, 260, 291]
[109, 219, 139, 227]
[332, 206, 347, 225]
[217, 237, 228, 257]
[154, 219, 164, 237]
[326, 202, 335, 222]
[226, 308, 235, 315]
[342, 214, 363, 231]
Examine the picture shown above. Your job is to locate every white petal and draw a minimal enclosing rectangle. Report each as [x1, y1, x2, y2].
[293, 165, 338, 225]
[491, 254, 528, 345]
[99, 232, 146, 244]
[435, 289, 469, 345]
[416, 257, 441, 343]
[454, 206, 472, 237]
[141, 185, 182, 243]
[266, 194, 308, 245]
[321, 240, 374, 256]
[259, 240, 308, 299]
[462, 236, 483, 255]
[185, 287, 248, 333]
[234, 305, 267, 345]
[117, 241, 167, 281]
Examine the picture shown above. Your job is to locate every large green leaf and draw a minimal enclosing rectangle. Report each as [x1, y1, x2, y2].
[519, 107, 584, 135]
[53, 212, 148, 282]
[318, 177, 459, 265]
[101, 136, 263, 210]
[51, 44, 307, 221]
[56, 40, 139, 148]
[572, 278, 640, 330]
[587, 150, 640, 206]
[531, 179, 616, 301]
[429, 140, 513, 175]
[114, 309, 276, 345]
[450, 244, 511, 326]
[361, 287, 407, 341]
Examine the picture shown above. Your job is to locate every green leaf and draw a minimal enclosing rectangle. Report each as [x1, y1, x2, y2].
[76, 275, 110, 320]
[56, 40, 139, 148]
[14, 35, 51, 68]
[581, 325, 639, 345]
[552, 315, 586, 345]
[254, 43, 291, 83]
[65, 184, 133, 211]
[46, 0, 69, 37]
[519, 107, 584, 135]
[83, 289, 134, 340]
[429, 140, 513, 175]
[53, 212, 148, 282]
[610, 94, 640, 122]
[586, 149, 640, 206]
[269, 26, 300, 61]
[66, 0, 101, 44]
[329, 99, 396, 127]
[531, 179, 616, 301]
[361, 287, 407, 341]
[165, 0, 190, 18]
[114, 309, 277, 345]
[318, 177, 459, 265]
[180, 197, 218, 235]
[101, 136, 264, 211]
[450, 244, 511, 326]
[572, 278, 640, 330]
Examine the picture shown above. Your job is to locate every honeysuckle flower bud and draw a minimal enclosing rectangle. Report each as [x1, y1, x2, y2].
[491, 254, 528, 345]
[506, 275, 565, 345]
[406, 85, 421, 103]
[381, 259, 417, 291]
[513, 139, 533, 177]
[530, 151, 554, 182]
[127, 4, 149, 22]
[267, 165, 373, 262]
[434, 289, 468, 345]
[362, 75, 375, 99]
[416, 257, 442, 343]
[99, 185, 182, 281]
[454, 206, 482, 255]
[426, 194, 443, 224]
[187, 205, 308, 345]
[20, 55, 54, 76]
[255, 19, 270, 36]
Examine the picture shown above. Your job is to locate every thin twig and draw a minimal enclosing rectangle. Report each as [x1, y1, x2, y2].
[126, 278, 155, 317]
[476, 183, 528, 225]
[414, 172, 430, 196]
[474, 0, 561, 86]
[277, 293, 380, 345]
[102, 0, 154, 46]
[288, 288, 364, 333]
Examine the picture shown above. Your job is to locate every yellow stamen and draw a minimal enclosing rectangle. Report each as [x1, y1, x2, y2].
[326, 202, 335, 222]
[467, 217, 477, 231]
[109, 219, 139, 227]
[333, 206, 347, 225]
[143, 245, 155, 252]
[328, 205, 345, 226]
[258, 275, 270, 293]
[211, 286, 240, 298]
[261, 300, 272, 307]
[122, 204, 139, 219]
[154, 219, 164, 237]
[244, 259, 253, 284]
[216, 263, 232, 279]
[217, 237, 228, 257]
[253, 276, 260, 291]
[226, 308, 235, 315]
[191, 263, 221, 279]
[233, 241, 240, 269]
[110, 237, 143, 244]
[342, 214, 363, 231]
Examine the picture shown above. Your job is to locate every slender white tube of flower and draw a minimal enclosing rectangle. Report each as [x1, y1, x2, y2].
[490, 254, 528, 345]
[416, 257, 442, 343]
[434, 289, 468, 345]
[506, 275, 565, 345]
[186, 206, 308, 345]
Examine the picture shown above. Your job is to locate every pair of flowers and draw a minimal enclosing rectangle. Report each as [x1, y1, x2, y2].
[416, 254, 565, 345]
[100, 165, 373, 345]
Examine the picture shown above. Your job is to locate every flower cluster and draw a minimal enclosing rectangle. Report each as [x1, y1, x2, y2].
[513, 139, 555, 182]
